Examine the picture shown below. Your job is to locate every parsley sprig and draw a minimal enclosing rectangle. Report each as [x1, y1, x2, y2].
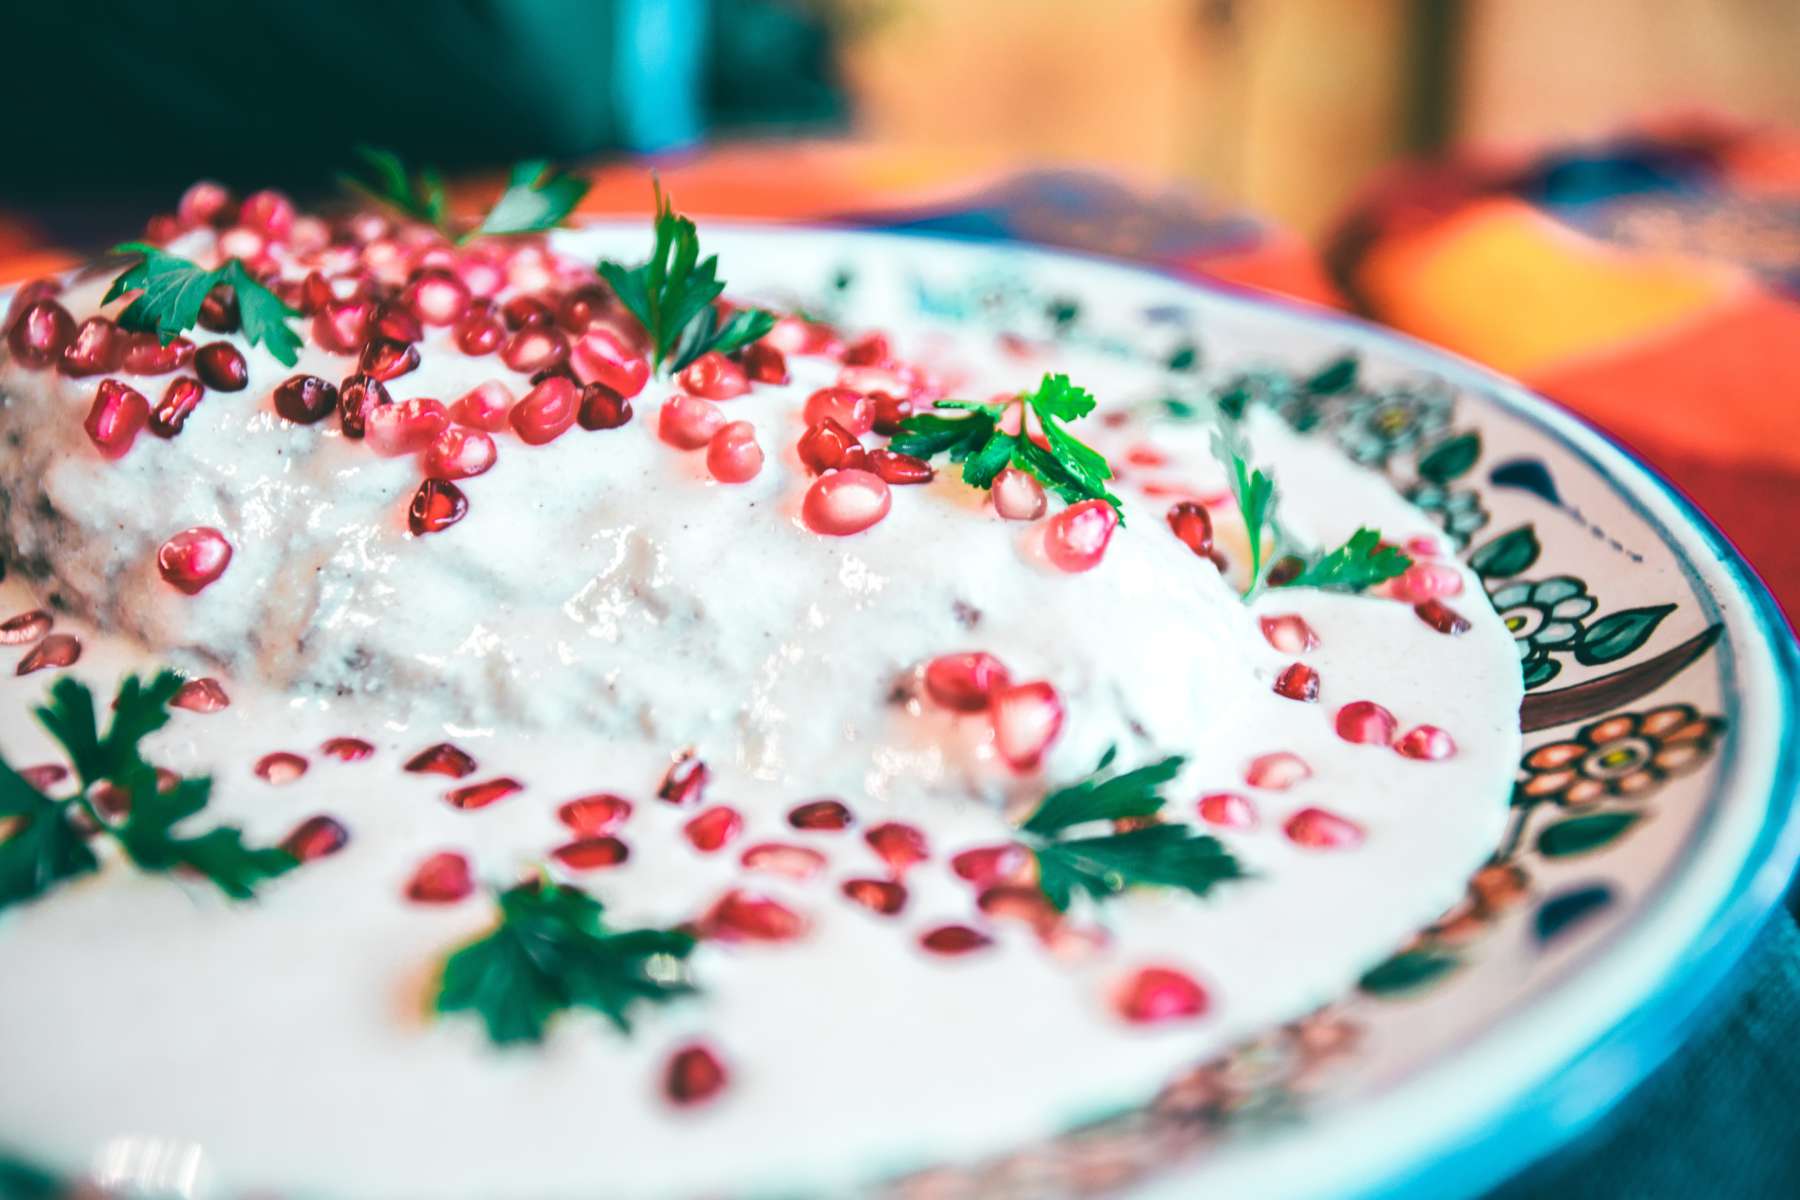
[343, 146, 590, 243]
[890, 373, 1124, 517]
[598, 181, 776, 374]
[1018, 749, 1244, 911]
[435, 876, 696, 1046]
[104, 244, 302, 366]
[1, 672, 296, 912]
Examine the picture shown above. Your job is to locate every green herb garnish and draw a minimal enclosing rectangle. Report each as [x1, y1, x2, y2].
[435, 876, 696, 1046]
[104, 244, 302, 366]
[343, 147, 590, 244]
[891, 372, 1124, 517]
[1018, 749, 1244, 911]
[342, 145, 450, 229]
[1284, 527, 1411, 592]
[1211, 422, 1278, 594]
[1, 672, 296, 911]
[598, 181, 776, 374]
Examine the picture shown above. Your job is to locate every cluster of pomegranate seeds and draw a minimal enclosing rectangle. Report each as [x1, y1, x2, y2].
[1272, 662, 1320, 702]
[253, 751, 308, 785]
[406, 851, 474, 904]
[684, 805, 743, 853]
[787, 799, 853, 831]
[171, 677, 230, 712]
[1113, 966, 1209, 1024]
[664, 1043, 730, 1107]
[0, 609, 51, 645]
[405, 742, 478, 778]
[156, 527, 233, 594]
[552, 836, 630, 870]
[17, 633, 80, 675]
[919, 650, 1064, 770]
[282, 815, 350, 862]
[559, 793, 633, 836]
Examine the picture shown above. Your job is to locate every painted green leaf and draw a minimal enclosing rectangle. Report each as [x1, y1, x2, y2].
[1522, 654, 1562, 689]
[1359, 946, 1461, 995]
[1574, 605, 1675, 666]
[1536, 812, 1641, 858]
[1417, 432, 1481, 484]
[1166, 343, 1199, 372]
[1306, 355, 1358, 395]
[1469, 524, 1540, 579]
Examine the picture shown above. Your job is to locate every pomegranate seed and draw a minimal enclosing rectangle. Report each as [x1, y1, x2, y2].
[337, 373, 390, 439]
[454, 312, 504, 356]
[678, 351, 750, 400]
[452, 381, 515, 432]
[406, 851, 473, 903]
[0, 610, 51, 645]
[741, 342, 787, 384]
[977, 885, 1058, 932]
[796, 418, 862, 475]
[509, 376, 579, 445]
[358, 337, 419, 382]
[1044, 499, 1119, 573]
[990, 680, 1064, 770]
[216, 227, 267, 264]
[402, 271, 470, 327]
[178, 180, 233, 227]
[423, 426, 496, 480]
[314, 299, 373, 354]
[7, 299, 75, 368]
[842, 331, 890, 366]
[992, 467, 1047, 521]
[802, 469, 891, 536]
[254, 751, 308, 785]
[281, 815, 349, 863]
[864, 822, 929, 874]
[17, 634, 80, 675]
[924, 652, 1011, 712]
[1336, 701, 1398, 746]
[1396, 725, 1457, 761]
[193, 342, 247, 391]
[570, 327, 649, 398]
[1166, 502, 1214, 557]
[237, 190, 294, 240]
[950, 844, 1035, 888]
[1285, 807, 1364, 849]
[409, 479, 468, 535]
[788, 799, 853, 831]
[766, 315, 840, 355]
[1114, 966, 1209, 1024]
[501, 295, 555, 330]
[577, 382, 633, 430]
[320, 736, 375, 762]
[18, 764, 70, 791]
[59, 316, 125, 377]
[1395, 561, 1464, 602]
[659, 754, 709, 806]
[683, 805, 742, 852]
[156, 527, 233, 594]
[658, 395, 725, 450]
[501, 326, 569, 374]
[367, 397, 449, 456]
[920, 925, 992, 956]
[706, 421, 764, 483]
[558, 794, 633, 835]
[121, 332, 194, 375]
[842, 878, 907, 915]
[1245, 752, 1312, 790]
[443, 777, 520, 811]
[83, 380, 150, 458]
[4, 279, 60, 335]
[1414, 599, 1472, 636]
[552, 836, 630, 870]
[197, 285, 240, 334]
[298, 272, 334, 315]
[1197, 792, 1257, 829]
[556, 286, 610, 334]
[698, 889, 809, 941]
[871, 393, 913, 435]
[740, 842, 826, 880]
[838, 365, 909, 399]
[1273, 663, 1320, 702]
[405, 743, 477, 778]
[372, 301, 423, 345]
[272, 374, 338, 425]
[803, 387, 873, 436]
[867, 448, 933, 485]
[1259, 614, 1320, 654]
[171, 677, 229, 713]
[664, 1044, 729, 1107]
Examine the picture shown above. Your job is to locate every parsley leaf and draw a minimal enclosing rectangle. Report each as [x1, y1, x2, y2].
[597, 180, 775, 375]
[1022, 749, 1184, 837]
[0, 761, 97, 911]
[1211, 423, 1279, 595]
[1281, 526, 1411, 593]
[472, 159, 591, 239]
[341, 145, 449, 229]
[111, 773, 295, 900]
[104, 244, 301, 366]
[436, 877, 696, 1045]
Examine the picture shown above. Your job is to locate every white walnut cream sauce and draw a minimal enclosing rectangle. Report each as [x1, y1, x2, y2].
[0, 201, 1521, 1200]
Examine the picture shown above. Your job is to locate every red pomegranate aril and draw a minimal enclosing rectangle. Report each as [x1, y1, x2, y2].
[171, 677, 229, 713]
[84, 380, 151, 458]
[501, 294, 555, 330]
[920, 924, 992, 956]
[337, 373, 390, 439]
[658, 395, 724, 450]
[298, 271, 334, 315]
[452, 380, 515, 431]
[1395, 560, 1465, 603]
[1197, 791, 1257, 829]
[870, 393, 913, 435]
[556, 286, 610, 334]
[454, 312, 504, 356]
[18, 763, 69, 791]
[320, 736, 375, 762]
[358, 337, 420, 382]
[237, 189, 294, 240]
[500, 326, 569, 374]
[1285, 807, 1365, 850]
[864, 822, 929, 875]
[978, 884, 1058, 932]
[659, 753, 710, 806]
[802, 387, 873, 436]
[1336, 700, 1398, 746]
[842, 877, 908, 915]
[196, 285, 240, 334]
[1114, 966, 1209, 1024]
[281, 815, 348, 863]
[577, 382, 633, 430]
[664, 1044, 729, 1107]
[193, 342, 248, 391]
[254, 751, 308, 785]
[558, 793, 633, 836]
[766, 314, 840, 355]
[788, 798, 853, 831]
[405, 742, 477, 778]
[423, 426, 497, 480]
[706, 421, 763, 483]
[403, 271, 470, 327]
[867, 448, 933, 485]
[951, 843, 1035, 888]
[678, 351, 750, 400]
[838, 365, 909, 399]
[1245, 751, 1312, 790]
[121, 332, 194, 375]
[507, 376, 578, 445]
[1414, 599, 1472, 636]
[272, 374, 338, 425]
[314, 299, 373, 354]
[1166, 501, 1215, 558]
[796, 418, 862, 475]
[4, 279, 59, 334]
[992, 467, 1048, 521]
[924, 651, 1011, 712]
[178, 180, 232, 227]
[802, 469, 891, 536]
[552, 836, 630, 870]
[0, 610, 51, 645]
[1259, 614, 1320, 654]
[59, 316, 125, 377]
[841, 331, 891, 366]
[1273, 663, 1320, 702]
[7, 299, 76, 368]
[406, 851, 474, 903]
[17, 634, 80, 675]
[740, 842, 826, 880]
[408, 478, 468, 535]
[1396, 724, 1457, 761]
[1044, 499, 1119, 573]
[371, 301, 424, 346]
[991, 680, 1064, 770]
[683, 804, 743, 852]
[698, 889, 809, 942]
[741, 341, 788, 384]
[367, 397, 450, 456]
[443, 776, 521, 811]
[570, 327, 650, 398]
[156, 527, 233, 594]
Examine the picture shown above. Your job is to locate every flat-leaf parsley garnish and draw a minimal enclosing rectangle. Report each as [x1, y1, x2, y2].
[1284, 526, 1411, 592]
[343, 146, 590, 243]
[104, 244, 303, 366]
[890, 372, 1124, 518]
[435, 875, 697, 1046]
[597, 181, 777, 375]
[1018, 748, 1244, 911]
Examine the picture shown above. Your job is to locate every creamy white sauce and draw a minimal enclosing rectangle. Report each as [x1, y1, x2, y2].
[0, 236, 1522, 1199]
